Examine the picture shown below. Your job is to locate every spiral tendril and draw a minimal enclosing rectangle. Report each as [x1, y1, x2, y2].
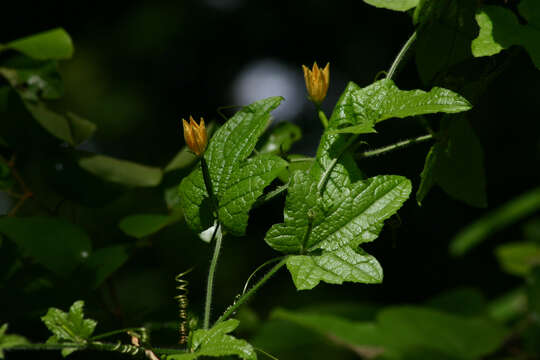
[174, 268, 193, 345]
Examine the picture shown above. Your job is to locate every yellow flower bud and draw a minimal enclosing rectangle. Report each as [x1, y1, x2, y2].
[302, 62, 330, 106]
[182, 116, 207, 156]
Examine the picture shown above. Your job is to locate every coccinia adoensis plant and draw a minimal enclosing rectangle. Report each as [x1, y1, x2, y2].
[15, 0, 540, 357]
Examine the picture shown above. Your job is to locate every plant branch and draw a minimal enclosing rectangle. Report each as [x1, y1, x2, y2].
[7, 341, 184, 357]
[387, 31, 417, 81]
[203, 222, 223, 330]
[253, 184, 289, 209]
[356, 134, 434, 159]
[215, 257, 287, 325]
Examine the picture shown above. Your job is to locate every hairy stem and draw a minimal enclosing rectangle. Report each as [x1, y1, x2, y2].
[357, 134, 433, 159]
[387, 31, 417, 81]
[215, 257, 287, 325]
[203, 223, 223, 329]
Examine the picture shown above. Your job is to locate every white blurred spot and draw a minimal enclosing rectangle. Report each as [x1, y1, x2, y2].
[232, 59, 305, 121]
[81, 251, 89, 258]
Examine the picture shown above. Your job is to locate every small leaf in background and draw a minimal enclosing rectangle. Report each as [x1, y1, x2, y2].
[167, 319, 256, 360]
[41, 301, 96, 357]
[0, 217, 92, 275]
[1, 28, 73, 60]
[179, 97, 287, 235]
[363, 0, 418, 11]
[450, 187, 540, 256]
[78, 154, 163, 187]
[77, 245, 129, 289]
[414, 0, 479, 84]
[472, 2, 540, 69]
[527, 267, 540, 319]
[0, 324, 29, 359]
[258, 122, 302, 155]
[118, 213, 183, 238]
[327, 80, 471, 135]
[22, 102, 96, 146]
[417, 117, 486, 207]
[496, 242, 540, 277]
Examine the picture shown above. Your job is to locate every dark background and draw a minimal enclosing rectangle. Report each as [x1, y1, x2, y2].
[2, 1, 540, 359]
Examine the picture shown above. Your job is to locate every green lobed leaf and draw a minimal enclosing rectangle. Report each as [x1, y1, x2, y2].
[167, 319, 256, 360]
[258, 122, 302, 155]
[118, 213, 183, 238]
[78, 154, 163, 187]
[22, 102, 96, 146]
[471, 4, 540, 69]
[414, 0, 479, 84]
[2, 28, 74, 60]
[0, 217, 92, 275]
[327, 80, 471, 135]
[179, 97, 287, 235]
[417, 117, 486, 207]
[265, 170, 410, 290]
[41, 301, 97, 344]
[0, 324, 29, 359]
[273, 306, 507, 359]
[363, 0, 418, 11]
[495, 242, 540, 277]
[450, 187, 540, 256]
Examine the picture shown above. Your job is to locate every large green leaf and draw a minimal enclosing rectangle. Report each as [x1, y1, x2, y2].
[416, 117, 486, 207]
[327, 80, 471, 135]
[0, 324, 29, 359]
[1, 28, 73, 60]
[414, 0, 479, 84]
[273, 306, 507, 359]
[265, 170, 410, 290]
[179, 97, 288, 235]
[472, 3, 540, 69]
[363, 0, 418, 11]
[41, 301, 96, 357]
[450, 187, 540, 256]
[0, 217, 92, 275]
[167, 320, 256, 360]
[78, 154, 163, 187]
